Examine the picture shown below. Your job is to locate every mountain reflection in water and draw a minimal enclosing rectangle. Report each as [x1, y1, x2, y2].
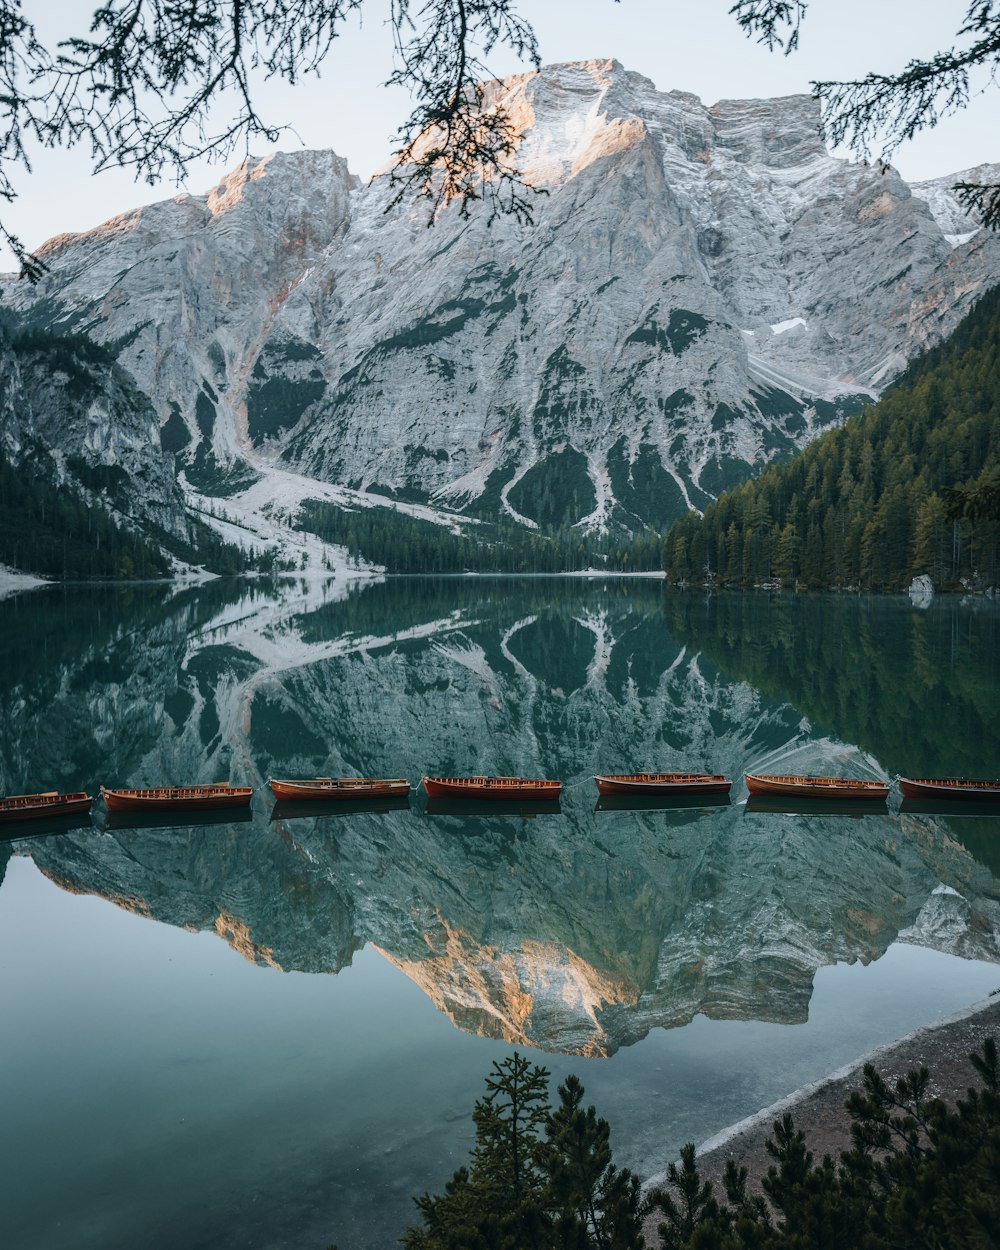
[1, 578, 999, 1059]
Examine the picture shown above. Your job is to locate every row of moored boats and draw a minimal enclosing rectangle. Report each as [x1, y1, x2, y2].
[2, 772, 999, 823]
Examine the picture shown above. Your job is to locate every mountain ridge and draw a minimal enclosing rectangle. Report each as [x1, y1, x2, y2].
[1, 60, 998, 570]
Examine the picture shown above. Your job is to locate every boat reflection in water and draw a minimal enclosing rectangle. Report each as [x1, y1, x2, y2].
[745, 794, 890, 818]
[99, 806, 255, 832]
[420, 795, 562, 819]
[0, 811, 95, 841]
[900, 797, 1000, 819]
[271, 795, 411, 820]
[595, 792, 731, 813]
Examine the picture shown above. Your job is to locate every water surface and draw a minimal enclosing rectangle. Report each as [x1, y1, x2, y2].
[1, 579, 999, 1249]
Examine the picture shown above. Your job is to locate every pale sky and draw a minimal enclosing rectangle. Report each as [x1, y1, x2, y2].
[1, 0, 996, 269]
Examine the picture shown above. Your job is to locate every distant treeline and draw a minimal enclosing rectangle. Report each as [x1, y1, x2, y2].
[663, 285, 1000, 590]
[0, 446, 172, 579]
[297, 499, 664, 573]
[0, 447, 275, 580]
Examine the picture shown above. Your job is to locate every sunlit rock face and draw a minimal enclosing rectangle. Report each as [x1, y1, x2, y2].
[2, 151, 357, 497]
[3, 62, 998, 533]
[279, 63, 998, 527]
[7, 582, 1000, 1056]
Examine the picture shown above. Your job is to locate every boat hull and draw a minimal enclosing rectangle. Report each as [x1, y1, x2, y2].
[268, 777, 410, 802]
[898, 776, 1000, 801]
[594, 773, 731, 796]
[744, 773, 889, 801]
[101, 785, 253, 812]
[0, 791, 93, 823]
[422, 776, 562, 801]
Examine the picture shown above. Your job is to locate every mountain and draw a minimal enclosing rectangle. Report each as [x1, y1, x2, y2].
[662, 282, 1000, 590]
[2, 60, 998, 559]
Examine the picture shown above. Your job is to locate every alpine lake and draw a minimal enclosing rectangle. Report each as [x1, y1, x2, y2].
[2, 576, 999, 1250]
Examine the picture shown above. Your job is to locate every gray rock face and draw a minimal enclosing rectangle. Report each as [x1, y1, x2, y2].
[3, 61, 998, 539]
[910, 163, 1000, 241]
[0, 325, 187, 537]
[2, 151, 356, 500]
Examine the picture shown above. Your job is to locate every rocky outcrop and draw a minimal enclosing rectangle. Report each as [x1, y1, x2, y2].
[2, 63, 998, 541]
[0, 322, 188, 538]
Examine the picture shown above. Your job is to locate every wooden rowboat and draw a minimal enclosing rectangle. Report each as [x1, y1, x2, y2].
[898, 776, 1000, 801]
[744, 773, 889, 801]
[594, 772, 731, 796]
[268, 777, 410, 802]
[0, 791, 93, 823]
[422, 775, 562, 801]
[100, 784, 253, 812]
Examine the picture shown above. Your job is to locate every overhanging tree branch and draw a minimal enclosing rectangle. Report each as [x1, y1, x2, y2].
[739, 0, 1000, 229]
[0, 0, 998, 281]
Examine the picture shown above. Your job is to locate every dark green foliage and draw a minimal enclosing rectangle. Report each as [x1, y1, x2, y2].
[544, 1075, 646, 1250]
[663, 286, 1000, 590]
[403, 1054, 647, 1250]
[626, 309, 710, 356]
[183, 447, 260, 497]
[0, 445, 170, 579]
[508, 447, 597, 528]
[246, 374, 326, 443]
[946, 463, 1000, 524]
[531, 348, 595, 439]
[265, 337, 322, 364]
[195, 389, 216, 438]
[652, 1144, 720, 1249]
[375, 298, 489, 354]
[606, 441, 691, 532]
[296, 499, 664, 573]
[6, 324, 116, 398]
[160, 404, 192, 454]
[151, 515, 276, 576]
[696, 454, 754, 501]
[647, 1036, 1000, 1250]
[65, 454, 130, 500]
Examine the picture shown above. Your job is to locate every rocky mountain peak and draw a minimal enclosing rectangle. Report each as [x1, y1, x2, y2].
[2, 61, 999, 561]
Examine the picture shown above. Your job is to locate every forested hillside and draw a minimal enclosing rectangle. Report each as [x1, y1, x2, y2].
[0, 318, 283, 579]
[663, 286, 1000, 591]
[297, 500, 664, 573]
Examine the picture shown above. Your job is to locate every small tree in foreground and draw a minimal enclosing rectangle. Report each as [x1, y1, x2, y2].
[402, 1052, 648, 1249]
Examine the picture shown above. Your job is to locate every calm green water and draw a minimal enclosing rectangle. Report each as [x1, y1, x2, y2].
[1, 578, 999, 1250]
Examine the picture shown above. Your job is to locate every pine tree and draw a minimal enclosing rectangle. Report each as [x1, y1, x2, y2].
[543, 1075, 647, 1250]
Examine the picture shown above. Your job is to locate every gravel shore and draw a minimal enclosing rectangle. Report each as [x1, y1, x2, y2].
[642, 993, 1000, 1233]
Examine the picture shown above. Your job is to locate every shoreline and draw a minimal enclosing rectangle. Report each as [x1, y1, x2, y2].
[642, 993, 1000, 1214]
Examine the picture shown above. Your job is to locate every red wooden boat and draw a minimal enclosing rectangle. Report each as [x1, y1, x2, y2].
[269, 777, 410, 801]
[898, 776, 1000, 801]
[595, 772, 731, 796]
[744, 773, 889, 801]
[100, 784, 253, 812]
[422, 775, 562, 801]
[0, 791, 93, 823]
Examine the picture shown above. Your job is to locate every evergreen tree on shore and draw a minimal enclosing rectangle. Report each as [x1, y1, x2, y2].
[402, 1053, 647, 1249]
[403, 1038, 1000, 1249]
[663, 286, 1000, 591]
